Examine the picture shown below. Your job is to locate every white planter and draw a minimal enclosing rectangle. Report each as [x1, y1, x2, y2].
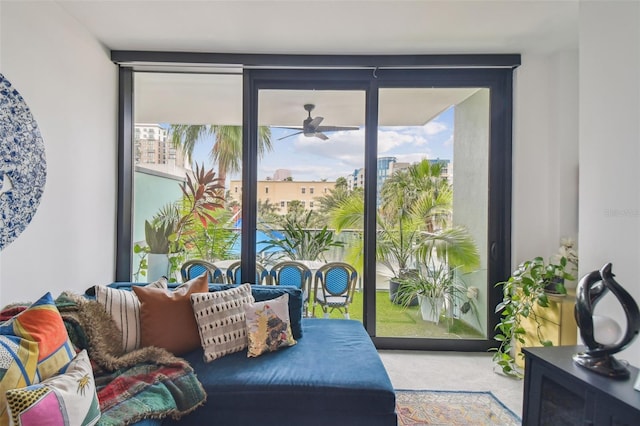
[147, 253, 169, 282]
[417, 294, 444, 324]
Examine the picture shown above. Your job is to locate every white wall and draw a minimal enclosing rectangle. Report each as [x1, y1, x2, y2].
[512, 50, 580, 265]
[579, 1, 640, 363]
[0, 2, 118, 304]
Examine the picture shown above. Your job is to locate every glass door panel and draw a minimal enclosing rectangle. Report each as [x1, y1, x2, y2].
[131, 71, 243, 282]
[256, 89, 365, 319]
[375, 87, 489, 339]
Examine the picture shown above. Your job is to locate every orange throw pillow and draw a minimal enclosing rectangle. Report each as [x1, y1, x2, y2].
[133, 273, 209, 355]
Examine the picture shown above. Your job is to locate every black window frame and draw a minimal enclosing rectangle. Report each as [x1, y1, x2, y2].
[114, 52, 518, 351]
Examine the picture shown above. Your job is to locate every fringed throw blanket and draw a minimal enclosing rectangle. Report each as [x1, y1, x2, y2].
[56, 293, 207, 425]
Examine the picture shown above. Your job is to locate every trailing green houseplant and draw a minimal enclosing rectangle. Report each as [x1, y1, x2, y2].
[491, 255, 575, 378]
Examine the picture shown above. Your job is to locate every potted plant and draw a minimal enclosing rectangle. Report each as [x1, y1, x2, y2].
[396, 263, 458, 323]
[143, 219, 175, 281]
[376, 219, 420, 306]
[491, 254, 576, 378]
[134, 164, 225, 281]
[395, 226, 481, 323]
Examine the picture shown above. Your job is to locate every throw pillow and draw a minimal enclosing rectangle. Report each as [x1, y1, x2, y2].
[245, 293, 297, 358]
[0, 292, 75, 381]
[0, 335, 39, 425]
[94, 277, 168, 353]
[6, 349, 100, 426]
[133, 273, 209, 356]
[191, 283, 254, 362]
[0, 292, 75, 425]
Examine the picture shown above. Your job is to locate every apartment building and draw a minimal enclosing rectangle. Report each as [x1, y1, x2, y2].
[229, 179, 336, 214]
[134, 123, 189, 176]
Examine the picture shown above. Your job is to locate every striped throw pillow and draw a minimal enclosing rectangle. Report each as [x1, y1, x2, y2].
[94, 277, 167, 353]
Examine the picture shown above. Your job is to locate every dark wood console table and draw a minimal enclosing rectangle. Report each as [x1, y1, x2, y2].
[523, 346, 640, 425]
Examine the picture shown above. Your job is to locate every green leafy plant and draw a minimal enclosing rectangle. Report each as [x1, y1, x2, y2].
[134, 164, 225, 280]
[144, 220, 175, 254]
[491, 255, 575, 378]
[261, 211, 345, 261]
[396, 263, 458, 304]
[394, 231, 481, 325]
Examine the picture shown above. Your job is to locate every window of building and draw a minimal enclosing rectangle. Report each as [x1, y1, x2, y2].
[310, 187, 314, 194]
[301, 187, 306, 194]
[265, 187, 269, 194]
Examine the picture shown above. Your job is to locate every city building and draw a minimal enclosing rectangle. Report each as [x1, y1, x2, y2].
[347, 168, 365, 191]
[134, 123, 190, 177]
[229, 179, 336, 214]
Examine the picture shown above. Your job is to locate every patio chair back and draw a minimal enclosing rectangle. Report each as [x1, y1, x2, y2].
[226, 261, 269, 285]
[313, 262, 358, 319]
[180, 259, 224, 283]
[270, 261, 313, 316]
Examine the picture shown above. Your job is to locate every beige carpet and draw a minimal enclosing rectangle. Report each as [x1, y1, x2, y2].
[396, 390, 521, 426]
[379, 350, 524, 416]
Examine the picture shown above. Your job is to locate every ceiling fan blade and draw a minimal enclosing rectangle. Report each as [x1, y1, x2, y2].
[278, 131, 303, 141]
[308, 116, 324, 129]
[274, 126, 303, 131]
[315, 125, 359, 132]
[315, 132, 329, 140]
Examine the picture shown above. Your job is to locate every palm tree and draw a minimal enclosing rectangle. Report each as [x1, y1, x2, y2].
[380, 159, 451, 232]
[170, 125, 272, 187]
[330, 158, 478, 281]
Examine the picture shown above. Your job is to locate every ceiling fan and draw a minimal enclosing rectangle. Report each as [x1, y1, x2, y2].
[277, 104, 359, 141]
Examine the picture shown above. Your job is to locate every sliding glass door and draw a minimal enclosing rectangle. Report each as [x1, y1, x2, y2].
[374, 87, 489, 341]
[118, 59, 514, 351]
[255, 88, 366, 319]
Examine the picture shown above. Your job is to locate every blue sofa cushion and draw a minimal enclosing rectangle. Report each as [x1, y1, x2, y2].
[169, 318, 396, 426]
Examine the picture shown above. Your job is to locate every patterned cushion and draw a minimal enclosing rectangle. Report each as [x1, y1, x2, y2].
[245, 293, 296, 358]
[0, 292, 75, 424]
[0, 292, 74, 381]
[133, 273, 209, 356]
[95, 277, 167, 353]
[6, 350, 100, 426]
[191, 283, 254, 362]
[0, 335, 39, 425]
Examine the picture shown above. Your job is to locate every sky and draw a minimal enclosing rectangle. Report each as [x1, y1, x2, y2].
[188, 106, 454, 183]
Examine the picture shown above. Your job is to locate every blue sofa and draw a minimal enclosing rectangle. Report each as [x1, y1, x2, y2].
[106, 283, 397, 426]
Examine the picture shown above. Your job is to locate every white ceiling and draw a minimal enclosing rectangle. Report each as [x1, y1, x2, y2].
[55, 0, 579, 126]
[134, 72, 480, 126]
[56, 0, 578, 55]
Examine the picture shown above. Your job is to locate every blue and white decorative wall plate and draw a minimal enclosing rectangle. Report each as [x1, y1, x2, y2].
[0, 73, 46, 250]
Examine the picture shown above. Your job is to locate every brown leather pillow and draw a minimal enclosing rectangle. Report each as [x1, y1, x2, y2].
[133, 272, 209, 355]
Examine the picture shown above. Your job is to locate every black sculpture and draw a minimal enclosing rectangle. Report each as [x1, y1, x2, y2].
[573, 263, 640, 379]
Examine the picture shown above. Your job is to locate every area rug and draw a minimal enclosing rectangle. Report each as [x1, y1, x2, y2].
[395, 390, 521, 426]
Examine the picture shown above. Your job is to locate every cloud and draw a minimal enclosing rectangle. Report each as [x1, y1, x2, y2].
[424, 120, 448, 136]
[378, 129, 425, 153]
[261, 120, 453, 181]
[392, 152, 434, 164]
[443, 134, 454, 147]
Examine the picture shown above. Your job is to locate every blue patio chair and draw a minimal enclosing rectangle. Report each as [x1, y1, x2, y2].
[180, 259, 224, 283]
[312, 262, 358, 319]
[226, 261, 269, 285]
[270, 261, 313, 317]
